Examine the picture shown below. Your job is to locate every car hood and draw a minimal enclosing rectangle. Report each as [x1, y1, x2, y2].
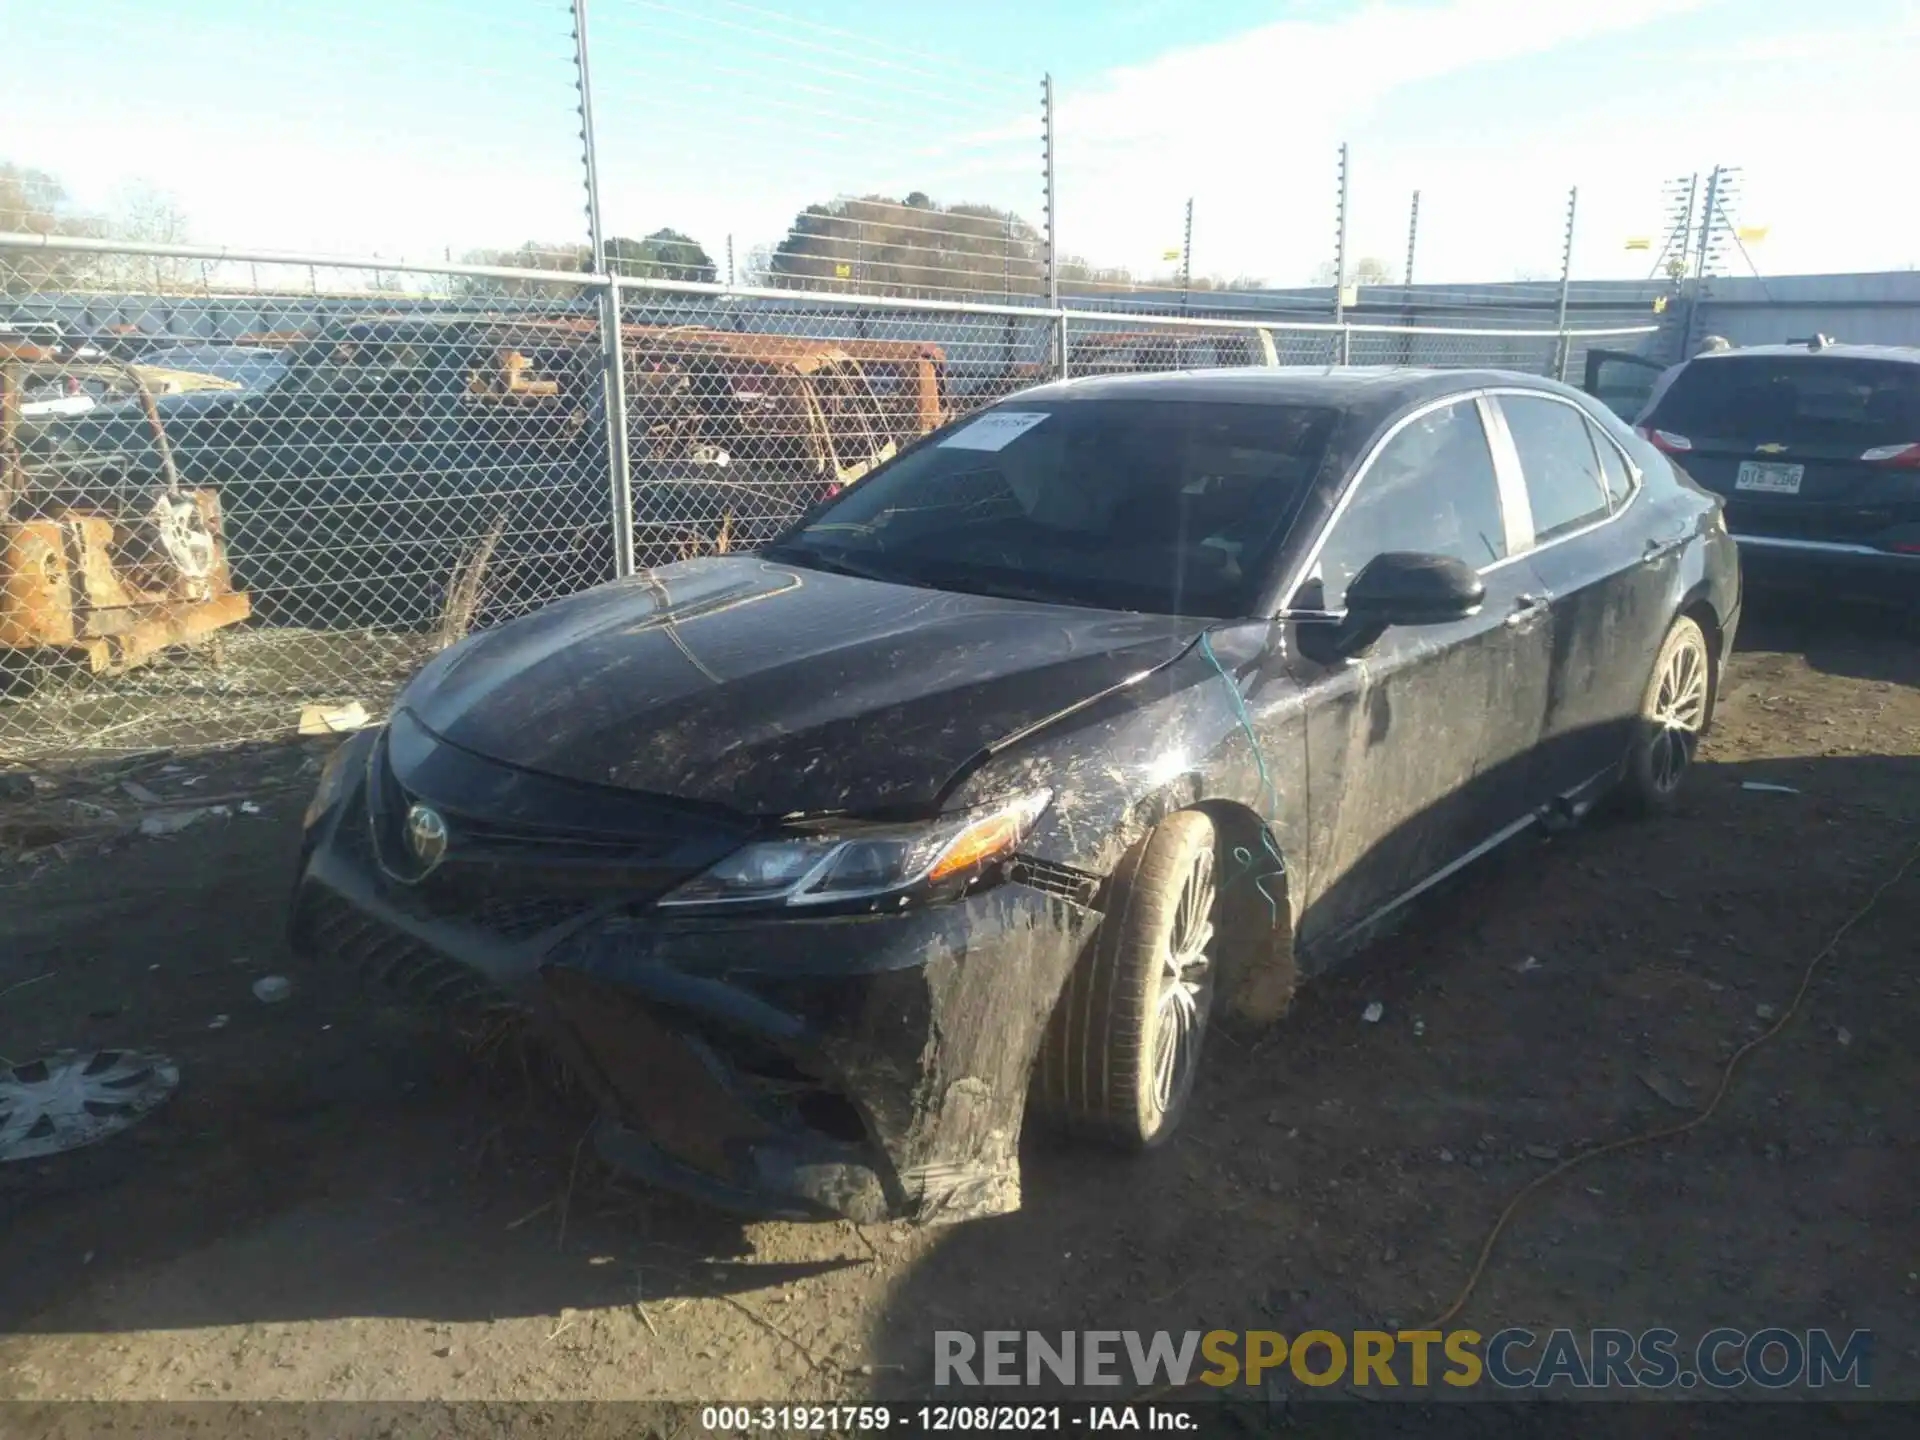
[404, 555, 1203, 816]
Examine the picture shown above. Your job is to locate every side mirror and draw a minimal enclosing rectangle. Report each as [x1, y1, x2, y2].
[1345, 551, 1485, 627]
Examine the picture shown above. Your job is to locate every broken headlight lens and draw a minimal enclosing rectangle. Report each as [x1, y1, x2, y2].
[658, 789, 1052, 911]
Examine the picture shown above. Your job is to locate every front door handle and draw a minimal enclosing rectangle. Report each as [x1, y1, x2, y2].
[1505, 593, 1548, 629]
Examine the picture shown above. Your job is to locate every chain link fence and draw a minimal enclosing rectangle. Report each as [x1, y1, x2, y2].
[1, 233, 1654, 760]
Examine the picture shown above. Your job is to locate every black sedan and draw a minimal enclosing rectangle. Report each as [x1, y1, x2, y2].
[292, 367, 1741, 1225]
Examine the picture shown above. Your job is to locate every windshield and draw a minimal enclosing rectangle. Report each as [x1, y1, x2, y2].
[141, 344, 290, 392]
[1649, 355, 1920, 447]
[768, 397, 1337, 617]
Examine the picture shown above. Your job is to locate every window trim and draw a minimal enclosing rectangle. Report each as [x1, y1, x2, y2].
[1277, 389, 1519, 613]
[1482, 387, 1643, 563]
[1587, 409, 1637, 512]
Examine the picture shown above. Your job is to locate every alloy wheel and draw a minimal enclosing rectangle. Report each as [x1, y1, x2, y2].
[1151, 844, 1216, 1117]
[1648, 629, 1710, 795]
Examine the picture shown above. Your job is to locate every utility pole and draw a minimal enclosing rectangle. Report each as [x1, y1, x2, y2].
[1649, 172, 1699, 282]
[1684, 164, 1725, 359]
[1694, 165, 1723, 284]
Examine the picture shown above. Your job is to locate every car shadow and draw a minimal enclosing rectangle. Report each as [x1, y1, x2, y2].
[858, 744, 1920, 1400]
[1734, 586, 1919, 687]
[0, 738, 863, 1338]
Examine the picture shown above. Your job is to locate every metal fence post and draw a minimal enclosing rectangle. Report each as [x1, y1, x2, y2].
[571, 0, 633, 578]
[1404, 189, 1420, 288]
[599, 277, 634, 576]
[1043, 73, 1065, 378]
[1554, 184, 1578, 381]
[1333, 143, 1351, 364]
[1180, 197, 1193, 314]
[1399, 189, 1421, 367]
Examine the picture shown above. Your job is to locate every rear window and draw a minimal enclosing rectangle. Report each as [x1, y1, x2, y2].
[1649, 356, 1920, 447]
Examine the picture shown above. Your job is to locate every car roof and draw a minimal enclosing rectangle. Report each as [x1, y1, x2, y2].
[1013, 364, 1573, 422]
[1686, 342, 1920, 365]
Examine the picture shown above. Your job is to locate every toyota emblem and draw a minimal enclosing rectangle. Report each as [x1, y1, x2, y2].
[405, 803, 449, 872]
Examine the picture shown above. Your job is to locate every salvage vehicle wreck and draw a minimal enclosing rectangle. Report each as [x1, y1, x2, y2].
[615, 326, 948, 559]
[1069, 325, 1282, 375]
[292, 367, 1740, 1224]
[2, 344, 250, 676]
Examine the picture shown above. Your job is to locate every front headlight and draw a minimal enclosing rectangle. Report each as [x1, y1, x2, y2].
[659, 789, 1052, 911]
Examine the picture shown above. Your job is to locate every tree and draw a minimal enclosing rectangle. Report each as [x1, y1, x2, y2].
[454, 241, 593, 298]
[1057, 253, 1137, 293]
[1311, 255, 1398, 287]
[766, 193, 1045, 299]
[97, 183, 194, 293]
[1137, 271, 1272, 294]
[603, 229, 716, 283]
[0, 162, 104, 294]
[738, 242, 777, 288]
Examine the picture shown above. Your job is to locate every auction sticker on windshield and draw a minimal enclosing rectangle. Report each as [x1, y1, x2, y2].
[940, 411, 1051, 451]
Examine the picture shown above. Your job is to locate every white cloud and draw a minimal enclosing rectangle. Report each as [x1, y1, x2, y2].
[1048, 0, 1920, 283]
[10, 0, 1919, 285]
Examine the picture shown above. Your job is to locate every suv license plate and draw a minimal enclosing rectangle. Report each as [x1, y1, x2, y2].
[1735, 461, 1804, 494]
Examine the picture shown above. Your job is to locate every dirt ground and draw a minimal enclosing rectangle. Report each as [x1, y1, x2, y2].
[1, 593, 1916, 1405]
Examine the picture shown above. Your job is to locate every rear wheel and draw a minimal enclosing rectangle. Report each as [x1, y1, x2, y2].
[1038, 811, 1219, 1149]
[1622, 615, 1713, 814]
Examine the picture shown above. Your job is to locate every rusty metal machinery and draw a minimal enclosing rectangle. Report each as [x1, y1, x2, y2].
[1, 343, 250, 676]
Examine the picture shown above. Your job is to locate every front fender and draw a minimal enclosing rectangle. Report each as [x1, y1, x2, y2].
[954, 621, 1310, 1022]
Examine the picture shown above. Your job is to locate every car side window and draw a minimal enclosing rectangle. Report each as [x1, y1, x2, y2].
[1587, 417, 1634, 510]
[1500, 394, 1611, 542]
[1307, 398, 1508, 611]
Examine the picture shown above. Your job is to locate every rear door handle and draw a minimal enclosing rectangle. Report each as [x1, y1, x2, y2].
[1505, 593, 1548, 629]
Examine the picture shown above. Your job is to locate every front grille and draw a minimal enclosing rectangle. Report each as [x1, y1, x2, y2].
[294, 888, 511, 1012]
[359, 737, 691, 942]
[336, 787, 591, 941]
[376, 871, 590, 941]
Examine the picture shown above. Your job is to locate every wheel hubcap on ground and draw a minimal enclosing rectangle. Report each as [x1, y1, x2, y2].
[1152, 846, 1216, 1116]
[0, 1050, 179, 1163]
[1650, 634, 1709, 794]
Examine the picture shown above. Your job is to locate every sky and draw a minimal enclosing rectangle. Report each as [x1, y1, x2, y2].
[7, 0, 1919, 287]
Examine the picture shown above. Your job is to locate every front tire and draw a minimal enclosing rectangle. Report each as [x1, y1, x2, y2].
[1622, 614, 1713, 814]
[1038, 811, 1219, 1149]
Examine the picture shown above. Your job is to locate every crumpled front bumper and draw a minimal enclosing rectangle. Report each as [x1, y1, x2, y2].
[539, 885, 1097, 1224]
[291, 752, 1101, 1224]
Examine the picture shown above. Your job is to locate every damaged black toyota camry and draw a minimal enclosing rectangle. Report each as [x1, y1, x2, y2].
[293, 367, 1740, 1224]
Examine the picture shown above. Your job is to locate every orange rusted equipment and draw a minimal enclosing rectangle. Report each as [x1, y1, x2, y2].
[1, 345, 251, 675]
